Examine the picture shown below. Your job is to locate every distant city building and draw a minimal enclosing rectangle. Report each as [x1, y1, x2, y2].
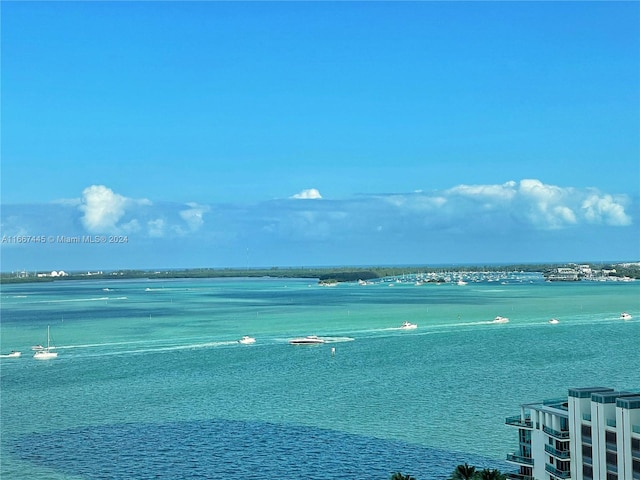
[578, 265, 593, 276]
[544, 267, 581, 281]
[506, 387, 640, 480]
[36, 270, 68, 278]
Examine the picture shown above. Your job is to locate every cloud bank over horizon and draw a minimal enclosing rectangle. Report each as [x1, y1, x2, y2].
[3, 179, 636, 239]
[2, 179, 637, 270]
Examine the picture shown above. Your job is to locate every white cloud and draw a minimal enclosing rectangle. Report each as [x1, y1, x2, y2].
[179, 203, 210, 231]
[5, 180, 635, 253]
[1, 179, 636, 270]
[431, 179, 630, 230]
[147, 218, 166, 237]
[120, 219, 142, 233]
[447, 180, 517, 201]
[290, 188, 322, 199]
[75, 185, 214, 238]
[515, 179, 577, 229]
[79, 185, 128, 232]
[79, 185, 151, 233]
[581, 193, 632, 226]
[69, 181, 633, 242]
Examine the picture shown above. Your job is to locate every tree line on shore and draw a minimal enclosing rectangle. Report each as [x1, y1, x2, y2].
[3, 262, 638, 284]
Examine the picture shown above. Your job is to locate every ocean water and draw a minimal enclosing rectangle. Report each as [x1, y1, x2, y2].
[1, 274, 639, 479]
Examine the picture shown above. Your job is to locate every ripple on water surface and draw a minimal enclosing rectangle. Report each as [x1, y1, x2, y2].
[12, 418, 507, 479]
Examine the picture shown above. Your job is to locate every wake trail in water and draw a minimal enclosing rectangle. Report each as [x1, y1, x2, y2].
[61, 340, 242, 358]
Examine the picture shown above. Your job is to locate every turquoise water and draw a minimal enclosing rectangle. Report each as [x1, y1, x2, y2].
[1, 275, 639, 479]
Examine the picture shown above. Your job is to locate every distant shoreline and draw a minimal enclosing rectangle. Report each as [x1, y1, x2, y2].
[2, 262, 638, 284]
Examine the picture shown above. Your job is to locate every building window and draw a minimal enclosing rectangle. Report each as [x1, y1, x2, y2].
[583, 464, 593, 480]
[606, 450, 617, 467]
[520, 429, 531, 445]
[560, 417, 568, 431]
[605, 430, 617, 446]
[582, 443, 593, 462]
[582, 423, 592, 441]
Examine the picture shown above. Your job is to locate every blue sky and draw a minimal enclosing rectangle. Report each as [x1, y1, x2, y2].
[1, 1, 639, 271]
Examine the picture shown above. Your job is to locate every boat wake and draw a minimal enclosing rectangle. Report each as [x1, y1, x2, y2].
[35, 296, 128, 304]
[319, 336, 355, 343]
[70, 340, 242, 358]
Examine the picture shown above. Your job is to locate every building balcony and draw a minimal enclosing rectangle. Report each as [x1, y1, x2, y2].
[506, 453, 534, 466]
[543, 398, 569, 410]
[506, 415, 532, 428]
[505, 474, 535, 480]
[543, 425, 570, 439]
[544, 444, 570, 459]
[545, 463, 571, 479]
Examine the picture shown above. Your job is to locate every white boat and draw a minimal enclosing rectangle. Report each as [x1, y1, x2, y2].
[548, 318, 560, 324]
[620, 312, 632, 320]
[456, 280, 468, 286]
[400, 321, 418, 330]
[238, 336, 256, 344]
[492, 316, 510, 324]
[289, 335, 325, 345]
[0, 351, 21, 358]
[33, 325, 58, 360]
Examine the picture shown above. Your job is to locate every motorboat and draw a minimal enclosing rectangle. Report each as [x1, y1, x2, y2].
[0, 351, 21, 358]
[492, 316, 510, 324]
[289, 335, 325, 345]
[400, 321, 418, 330]
[620, 312, 632, 320]
[33, 325, 58, 360]
[548, 318, 560, 324]
[238, 336, 256, 344]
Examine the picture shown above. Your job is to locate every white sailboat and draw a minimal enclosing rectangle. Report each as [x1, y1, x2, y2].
[33, 325, 58, 360]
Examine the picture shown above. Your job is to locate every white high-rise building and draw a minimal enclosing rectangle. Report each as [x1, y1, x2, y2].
[506, 387, 640, 480]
